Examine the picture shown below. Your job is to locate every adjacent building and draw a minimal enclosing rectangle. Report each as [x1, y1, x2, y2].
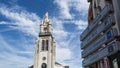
[30, 12, 69, 68]
[80, 0, 120, 68]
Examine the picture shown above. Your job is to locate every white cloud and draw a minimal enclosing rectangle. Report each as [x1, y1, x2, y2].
[51, 17, 85, 67]
[52, 18, 69, 41]
[0, 52, 33, 68]
[0, 6, 40, 37]
[56, 47, 72, 63]
[0, 5, 38, 68]
[0, 35, 18, 53]
[74, 20, 88, 30]
[70, 0, 89, 15]
[50, 16, 88, 65]
[54, 0, 72, 19]
[0, 21, 7, 24]
[0, 35, 34, 68]
[49, 18, 74, 66]
[60, 19, 88, 30]
[54, 0, 89, 19]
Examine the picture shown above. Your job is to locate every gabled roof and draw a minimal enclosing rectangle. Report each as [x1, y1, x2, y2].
[29, 65, 33, 68]
[55, 62, 62, 65]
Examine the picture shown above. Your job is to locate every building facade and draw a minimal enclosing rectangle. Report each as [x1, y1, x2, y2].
[31, 12, 69, 68]
[80, 0, 120, 68]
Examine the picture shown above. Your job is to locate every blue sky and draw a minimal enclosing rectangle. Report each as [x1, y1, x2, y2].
[0, 0, 89, 68]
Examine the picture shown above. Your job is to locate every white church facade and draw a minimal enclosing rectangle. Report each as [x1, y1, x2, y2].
[29, 12, 69, 68]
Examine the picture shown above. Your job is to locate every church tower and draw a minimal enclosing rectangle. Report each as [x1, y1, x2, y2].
[34, 12, 56, 68]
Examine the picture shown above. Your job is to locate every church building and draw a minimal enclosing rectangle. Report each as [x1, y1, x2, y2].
[29, 12, 69, 68]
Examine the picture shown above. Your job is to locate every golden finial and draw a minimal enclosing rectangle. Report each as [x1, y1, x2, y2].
[45, 12, 48, 18]
[45, 12, 49, 22]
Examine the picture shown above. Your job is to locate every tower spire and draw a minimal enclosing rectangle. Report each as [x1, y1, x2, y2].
[44, 12, 49, 22]
[39, 12, 53, 37]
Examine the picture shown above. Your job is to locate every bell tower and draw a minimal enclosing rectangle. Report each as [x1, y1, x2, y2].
[34, 12, 56, 68]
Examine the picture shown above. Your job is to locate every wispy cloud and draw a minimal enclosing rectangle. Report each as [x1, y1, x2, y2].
[0, 52, 33, 68]
[74, 20, 88, 30]
[71, 0, 89, 15]
[0, 35, 18, 53]
[0, 5, 39, 68]
[0, 35, 34, 68]
[0, 5, 40, 37]
[54, 0, 89, 19]
[53, 0, 72, 19]
[51, 17, 87, 68]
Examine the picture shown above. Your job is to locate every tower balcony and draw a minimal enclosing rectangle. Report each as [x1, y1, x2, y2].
[39, 32, 52, 37]
[80, 4, 113, 41]
[82, 41, 120, 67]
[81, 16, 115, 49]
[81, 28, 118, 58]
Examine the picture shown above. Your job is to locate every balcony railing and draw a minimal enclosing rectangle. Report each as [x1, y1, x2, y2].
[82, 41, 120, 67]
[81, 16, 115, 49]
[80, 4, 113, 41]
[82, 28, 118, 58]
[39, 32, 52, 37]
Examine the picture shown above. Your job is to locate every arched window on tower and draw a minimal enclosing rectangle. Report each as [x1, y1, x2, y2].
[42, 40, 45, 51]
[41, 63, 47, 68]
[46, 40, 49, 50]
[37, 44, 39, 53]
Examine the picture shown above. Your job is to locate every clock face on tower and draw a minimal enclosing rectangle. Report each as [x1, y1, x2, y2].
[42, 57, 46, 60]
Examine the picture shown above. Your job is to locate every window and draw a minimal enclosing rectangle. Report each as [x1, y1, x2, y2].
[37, 44, 39, 53]
[41, 63, 47, 68]
[42, 40, 49, 51]
[44, 27, 47, 33]
[42, 40, 45, 51]
[118, 0, 120, 10]
[93, 1, 97, 17]
[46, 40, 49, 50]
[112, 59, 119, 68]
[97, 6, 101, 14]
